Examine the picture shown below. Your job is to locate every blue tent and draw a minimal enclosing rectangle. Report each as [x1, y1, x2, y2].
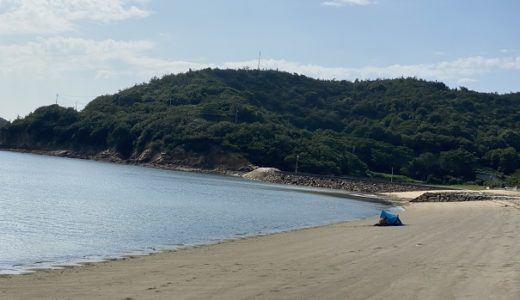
[377, 210, 403, 226]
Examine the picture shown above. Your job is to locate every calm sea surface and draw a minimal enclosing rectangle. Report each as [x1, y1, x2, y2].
[0, 151, 387, 274]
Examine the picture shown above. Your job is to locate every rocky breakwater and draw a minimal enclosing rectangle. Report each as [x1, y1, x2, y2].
[409, 191, 520, 202]
[243, 168, 440, 194]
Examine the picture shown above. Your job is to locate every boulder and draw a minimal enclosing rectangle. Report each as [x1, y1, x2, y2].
[243, 167, 282, 180]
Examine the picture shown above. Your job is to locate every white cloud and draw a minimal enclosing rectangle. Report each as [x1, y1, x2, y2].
[322, 0, 375, 7]
[224, 56, 520, 84]
[500, 48, 516, 54]
[457, 78, 478, 84]
[0, 36, 219, 82]
[1, 36, 520, 88]
[0, 0, 150, 34]
[0, 36, 155, 77]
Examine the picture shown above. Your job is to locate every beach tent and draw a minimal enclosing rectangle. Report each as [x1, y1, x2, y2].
[376, 210, 403, 226]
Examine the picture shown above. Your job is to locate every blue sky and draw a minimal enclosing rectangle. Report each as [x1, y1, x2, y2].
[1, 0, 519, 120]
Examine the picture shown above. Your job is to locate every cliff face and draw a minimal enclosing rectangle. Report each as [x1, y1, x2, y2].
[2, 146, 255, 174]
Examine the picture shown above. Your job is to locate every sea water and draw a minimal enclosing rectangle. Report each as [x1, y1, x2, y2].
[0, 151, 387, 274]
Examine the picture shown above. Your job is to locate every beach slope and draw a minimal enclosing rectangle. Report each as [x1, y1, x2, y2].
[1, 201, 519, 299]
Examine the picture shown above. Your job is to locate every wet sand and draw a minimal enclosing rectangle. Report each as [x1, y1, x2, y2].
[1, 200, 519, 299]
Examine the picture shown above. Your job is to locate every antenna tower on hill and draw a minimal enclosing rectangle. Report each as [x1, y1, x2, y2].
[257, 51, 262, 70]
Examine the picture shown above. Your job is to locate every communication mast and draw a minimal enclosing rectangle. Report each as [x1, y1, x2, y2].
[257, 51, 262, 70]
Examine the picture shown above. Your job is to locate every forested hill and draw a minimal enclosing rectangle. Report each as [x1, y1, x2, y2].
[0, 117, 8, 128]
[1, 69, 520, 184]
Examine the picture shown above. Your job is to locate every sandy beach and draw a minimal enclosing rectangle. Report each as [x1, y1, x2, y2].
[1, 197, 519, 300]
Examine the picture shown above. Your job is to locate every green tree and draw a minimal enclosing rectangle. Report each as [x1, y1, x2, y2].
[108, 123, 134, 158]
[0, 117, 8, 128]
[484, 147, 520, 174]
[1, 69, 519, 183]
[505, 170, 520, 187]
[406, 152, 440, 181]
[500, 130, 520, 151]
[439, 148, 478, 180]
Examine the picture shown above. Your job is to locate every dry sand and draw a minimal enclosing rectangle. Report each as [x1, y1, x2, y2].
[1, 200, 519, 299]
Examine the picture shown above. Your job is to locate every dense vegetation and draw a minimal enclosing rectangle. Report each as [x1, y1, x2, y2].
[1, 69, 519, 184]
[0, 117, 8, 128]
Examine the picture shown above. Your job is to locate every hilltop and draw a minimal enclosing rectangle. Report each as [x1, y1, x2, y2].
[0, 117, 8, 127]
[1, 69, 519, 184]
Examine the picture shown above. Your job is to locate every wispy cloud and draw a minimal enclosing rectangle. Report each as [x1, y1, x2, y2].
[0, 0, 150, 34]
[1, 36, 520, 88]
[0, 37, 210, 79]
[500, 48, 516, 54]
[227, 56, 520, 85]
[322, 0, 375, 7]
[457, 78, 478, 84]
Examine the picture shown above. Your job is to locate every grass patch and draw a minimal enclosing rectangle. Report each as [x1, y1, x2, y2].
[366, 171, 423, 184]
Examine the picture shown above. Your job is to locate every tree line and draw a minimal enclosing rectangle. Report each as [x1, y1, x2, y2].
[0, 117, 8, 128]
[1, 69, 519, 185]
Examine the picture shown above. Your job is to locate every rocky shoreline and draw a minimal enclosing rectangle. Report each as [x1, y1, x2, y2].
[243, 168, 441, 194]
[6, 148, 519, 203]
[0, 147, 250, 176]
[2, 148, 446, 195]
[410, 191, 519, 202]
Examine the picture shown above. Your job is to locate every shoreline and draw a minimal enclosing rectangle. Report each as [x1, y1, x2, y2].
[7, 148, 516, 205]
[0, 147, 248, 177]
[0, 150, 395, 276]
[0, 147, 445, 194]
[1, 147, 399, 205]
[0, 208, 387, 277]
[1, 212, 380, 277]
[1, 200, 518, 299]
[2, 149, 520, 298]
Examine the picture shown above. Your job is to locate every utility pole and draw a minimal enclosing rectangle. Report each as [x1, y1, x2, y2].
[55, 93, 59, 105]
[391, 167, 394, 183]
[295, 154, 300, 174]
